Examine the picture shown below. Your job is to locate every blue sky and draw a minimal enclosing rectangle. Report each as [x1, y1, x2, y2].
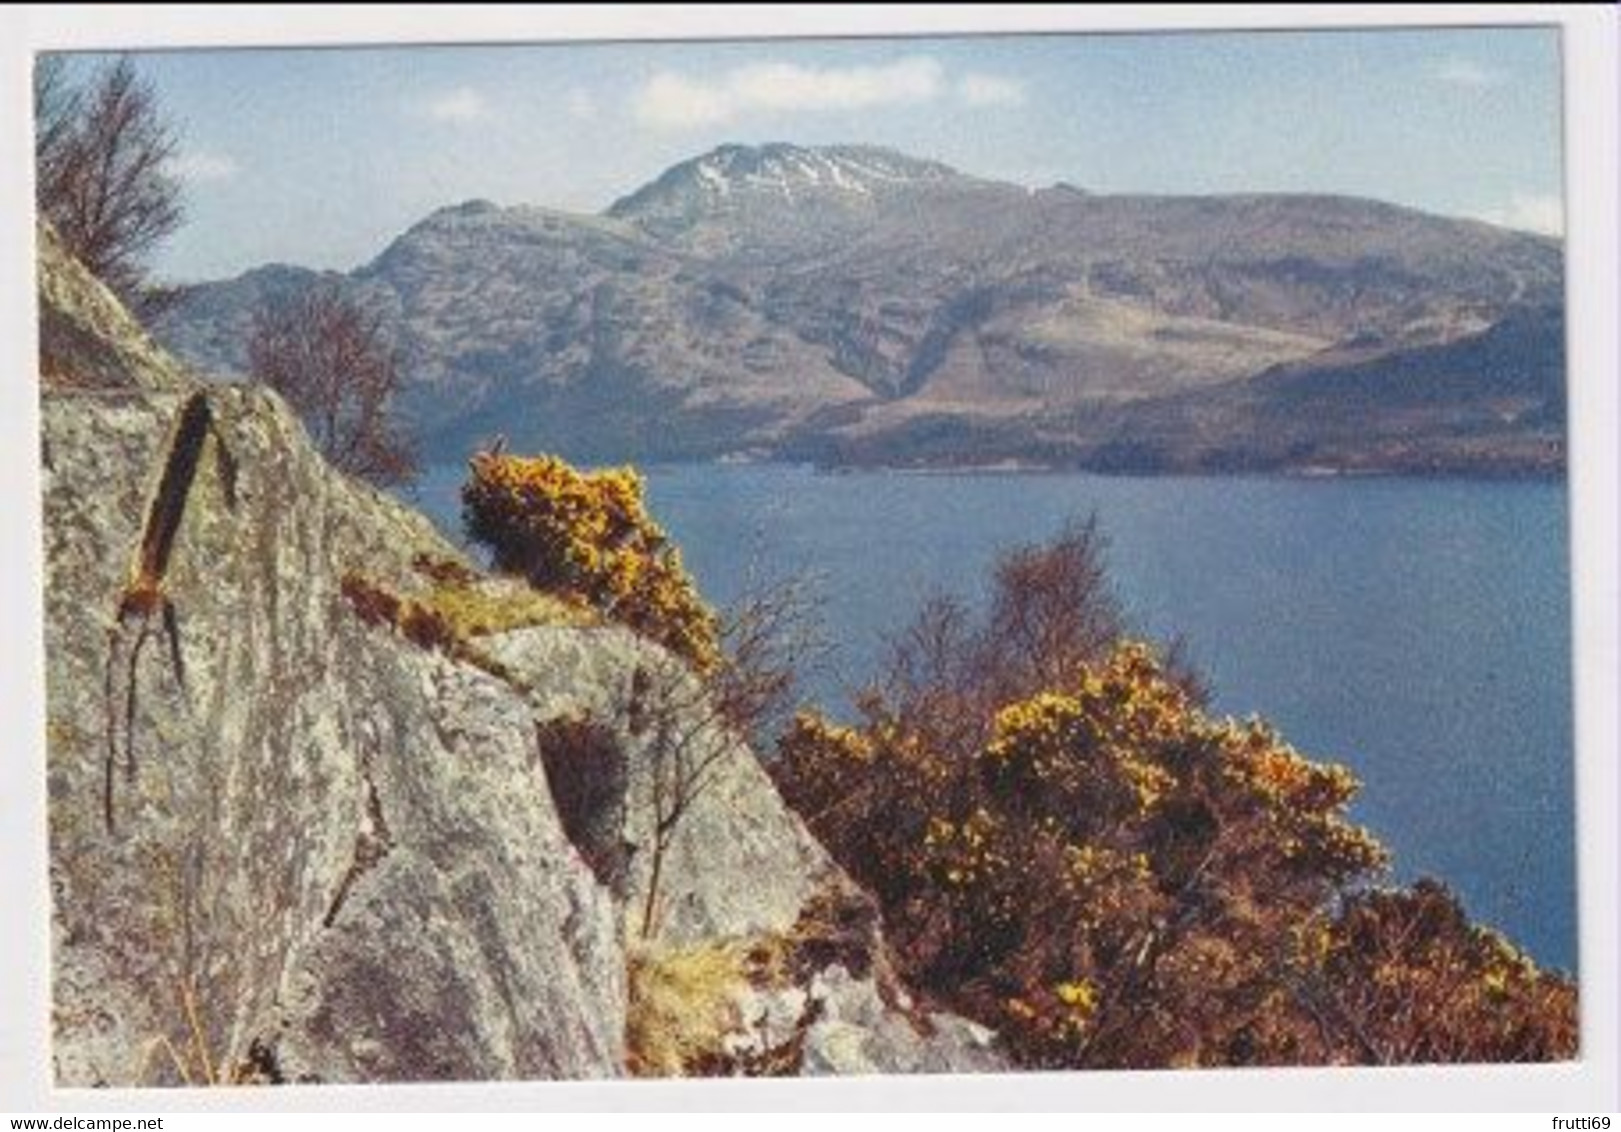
[51, 26, 1563, 282]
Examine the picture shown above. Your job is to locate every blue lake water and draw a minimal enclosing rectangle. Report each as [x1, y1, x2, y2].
[412, 461, 1576, 972]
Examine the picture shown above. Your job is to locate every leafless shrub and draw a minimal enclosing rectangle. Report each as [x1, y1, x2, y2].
[711, 571, 829, 749]
[623, 654, 734, 941]
[35, 55, 183, 317]
[248, 284, 419, 488]
[974, 514, 1126, 697]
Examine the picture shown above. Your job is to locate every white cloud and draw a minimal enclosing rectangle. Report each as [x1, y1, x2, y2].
[1436, 58, 1500, 89]
[426, 87, 486, 123]
[1475, 192, 1564, 236]
[633, 56, 944, 129]
[958, 73, 1025, 107]
[566, 88, 597, 121]
[167, 151, 238, 183]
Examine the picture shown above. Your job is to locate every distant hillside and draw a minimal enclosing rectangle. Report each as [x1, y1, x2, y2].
[157, 142, 1565, 474]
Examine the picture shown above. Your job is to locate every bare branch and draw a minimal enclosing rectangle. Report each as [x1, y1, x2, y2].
[710, 570, 830, 748]
[36, 55, 183, 312]
[247, 284, 419, 488]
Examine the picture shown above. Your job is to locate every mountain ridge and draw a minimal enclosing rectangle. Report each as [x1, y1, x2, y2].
[155, 141, 1565, 475]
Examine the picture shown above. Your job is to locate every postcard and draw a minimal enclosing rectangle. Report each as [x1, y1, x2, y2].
[7, 4, 1618, 1114]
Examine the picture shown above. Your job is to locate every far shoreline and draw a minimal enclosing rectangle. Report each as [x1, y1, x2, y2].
[413, 451, 1569, 487]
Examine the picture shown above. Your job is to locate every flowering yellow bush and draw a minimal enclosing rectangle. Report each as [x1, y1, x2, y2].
[774, 630, 1574, 1068]
[462, 451, 719, 669]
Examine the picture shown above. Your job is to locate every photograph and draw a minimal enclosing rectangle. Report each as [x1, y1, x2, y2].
[10, 5, 1618, 1113]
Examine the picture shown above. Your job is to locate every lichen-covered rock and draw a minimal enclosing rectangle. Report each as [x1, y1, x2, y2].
[43, 235, 623, 1085]
[482, 628, 1009, 1075]
[40, 225, 1005, 1085]
[37, 224, 193, 393]
[481, 627, 830, 945]
[798, 966, 1002, 1076]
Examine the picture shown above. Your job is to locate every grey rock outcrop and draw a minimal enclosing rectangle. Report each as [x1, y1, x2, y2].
[40, 225, 1003, 1085]
[42, 224, 625, 1084]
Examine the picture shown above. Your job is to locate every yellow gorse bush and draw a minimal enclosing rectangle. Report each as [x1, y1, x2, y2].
[774, 626, 1575, 1069]
[462, 451, 719, 669]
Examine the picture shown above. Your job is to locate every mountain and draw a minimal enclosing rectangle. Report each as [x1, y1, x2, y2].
[605, 142, 971, 258]
[40, 224, 1003, 1083]
[156, 142, 1565, 474]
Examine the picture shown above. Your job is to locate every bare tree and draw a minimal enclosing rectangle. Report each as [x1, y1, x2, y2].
[977, 514, 1124, 695]
[35, 55, 183, 316]
[247, 284, 420, 488]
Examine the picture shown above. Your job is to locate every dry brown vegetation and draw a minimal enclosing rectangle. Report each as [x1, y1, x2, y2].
[338, 566, 585, 687]
[625, 877, 883, 1077]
